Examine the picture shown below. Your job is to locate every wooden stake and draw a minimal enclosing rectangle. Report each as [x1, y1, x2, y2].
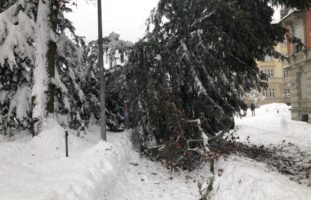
[65, 130, 69, 157]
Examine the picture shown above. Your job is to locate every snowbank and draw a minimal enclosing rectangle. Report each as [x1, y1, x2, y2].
[0, 119, 203, 200]
[0, 119, 133, 200]
[212, 156, 311, 200]
[235, 103, 311, 152]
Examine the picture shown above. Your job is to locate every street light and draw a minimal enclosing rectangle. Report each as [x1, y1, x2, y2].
[97, 0, 106, 141]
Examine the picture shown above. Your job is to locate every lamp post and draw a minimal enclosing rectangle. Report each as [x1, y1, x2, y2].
[97, 0, 106, 141]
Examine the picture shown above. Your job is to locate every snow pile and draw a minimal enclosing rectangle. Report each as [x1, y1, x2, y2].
[255, 103, 291, 116]
[0, 119, 133, 200]
[212, 156, 311, 200]
[0, 119, 204, 200]
[235, 103, 311, 152]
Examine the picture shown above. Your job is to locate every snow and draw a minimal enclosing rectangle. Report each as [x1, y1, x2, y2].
[154, 54, 161, 61]
[0, 119, 124, 199]
[117, 148, 203, 200]
[212, 156, 311, 200]
[0, 90, 9, 104]
[8, 85, 32, 120]
[280, 8, 299, 22]
[1, 103, 310, 199]
[0, 120, 203, 200]
[54, 69, 68, 94]
[32, 0, 51, 119]
[0, 6, 35, 67]
[195, 76, 207, 95]
[235, 103, 311, 152]
[68, 66, 85, 101]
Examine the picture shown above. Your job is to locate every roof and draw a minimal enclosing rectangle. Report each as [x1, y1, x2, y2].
[280, 9, 303, 24]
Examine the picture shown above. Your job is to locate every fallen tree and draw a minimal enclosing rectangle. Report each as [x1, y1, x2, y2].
[126, 0, 308, 170]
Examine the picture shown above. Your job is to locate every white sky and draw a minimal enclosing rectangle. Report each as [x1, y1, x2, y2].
[67, 1, 281, 42]
[66, 0, 159, 42]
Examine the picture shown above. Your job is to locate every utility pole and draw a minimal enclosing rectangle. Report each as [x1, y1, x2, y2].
[97, 0, 106, 141]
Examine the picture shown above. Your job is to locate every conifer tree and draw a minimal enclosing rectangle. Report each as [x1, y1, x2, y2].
[32, 0, 80, 134]
[0, 0, 86, 136]
[0, 0, 36, 136]
[31, 0, 60, 134]
[81, 33, 132, 131]
[126, 0, 311, 168]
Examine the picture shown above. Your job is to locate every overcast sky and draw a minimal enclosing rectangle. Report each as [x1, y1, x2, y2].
[67, 1, 281, 42]
[66, 0, 159, 42]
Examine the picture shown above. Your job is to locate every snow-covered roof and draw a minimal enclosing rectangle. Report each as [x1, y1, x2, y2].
[280, 8, 302, 23]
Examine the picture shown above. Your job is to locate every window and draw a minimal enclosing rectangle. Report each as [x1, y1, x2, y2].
[263, 69, 274, 78]
[284, 88, 290, 96]
[283, 68, 289, 78]
[263, 88, 275, 97]
[269, 89, 275, 97]
[263, 90, 269, 97]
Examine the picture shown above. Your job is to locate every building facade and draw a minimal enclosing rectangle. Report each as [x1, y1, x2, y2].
[255, 44, 291, 105]
[281, 8, 311, 123]
[244, 43, 291, 106]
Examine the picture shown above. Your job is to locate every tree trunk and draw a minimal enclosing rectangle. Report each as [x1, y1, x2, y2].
[31, 0, 58, 135]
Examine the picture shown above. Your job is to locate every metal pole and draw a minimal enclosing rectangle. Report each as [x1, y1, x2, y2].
[65, 130, 69, 157]
[97, 0, 106, 141]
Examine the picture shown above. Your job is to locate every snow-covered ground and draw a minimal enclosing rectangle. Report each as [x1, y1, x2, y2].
[212, 156, 311, 200]
[0, 119, 131, 200]
[235, 103, 311, 152]
[0, 119, 204, 200]
[0, 103, 311, 200]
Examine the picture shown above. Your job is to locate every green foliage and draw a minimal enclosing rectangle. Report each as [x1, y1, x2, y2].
[79, 34, 133, 131]
[0, 0, 90, 135]
[126, 0, 299, 164]
[0, 1, 36, 135]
